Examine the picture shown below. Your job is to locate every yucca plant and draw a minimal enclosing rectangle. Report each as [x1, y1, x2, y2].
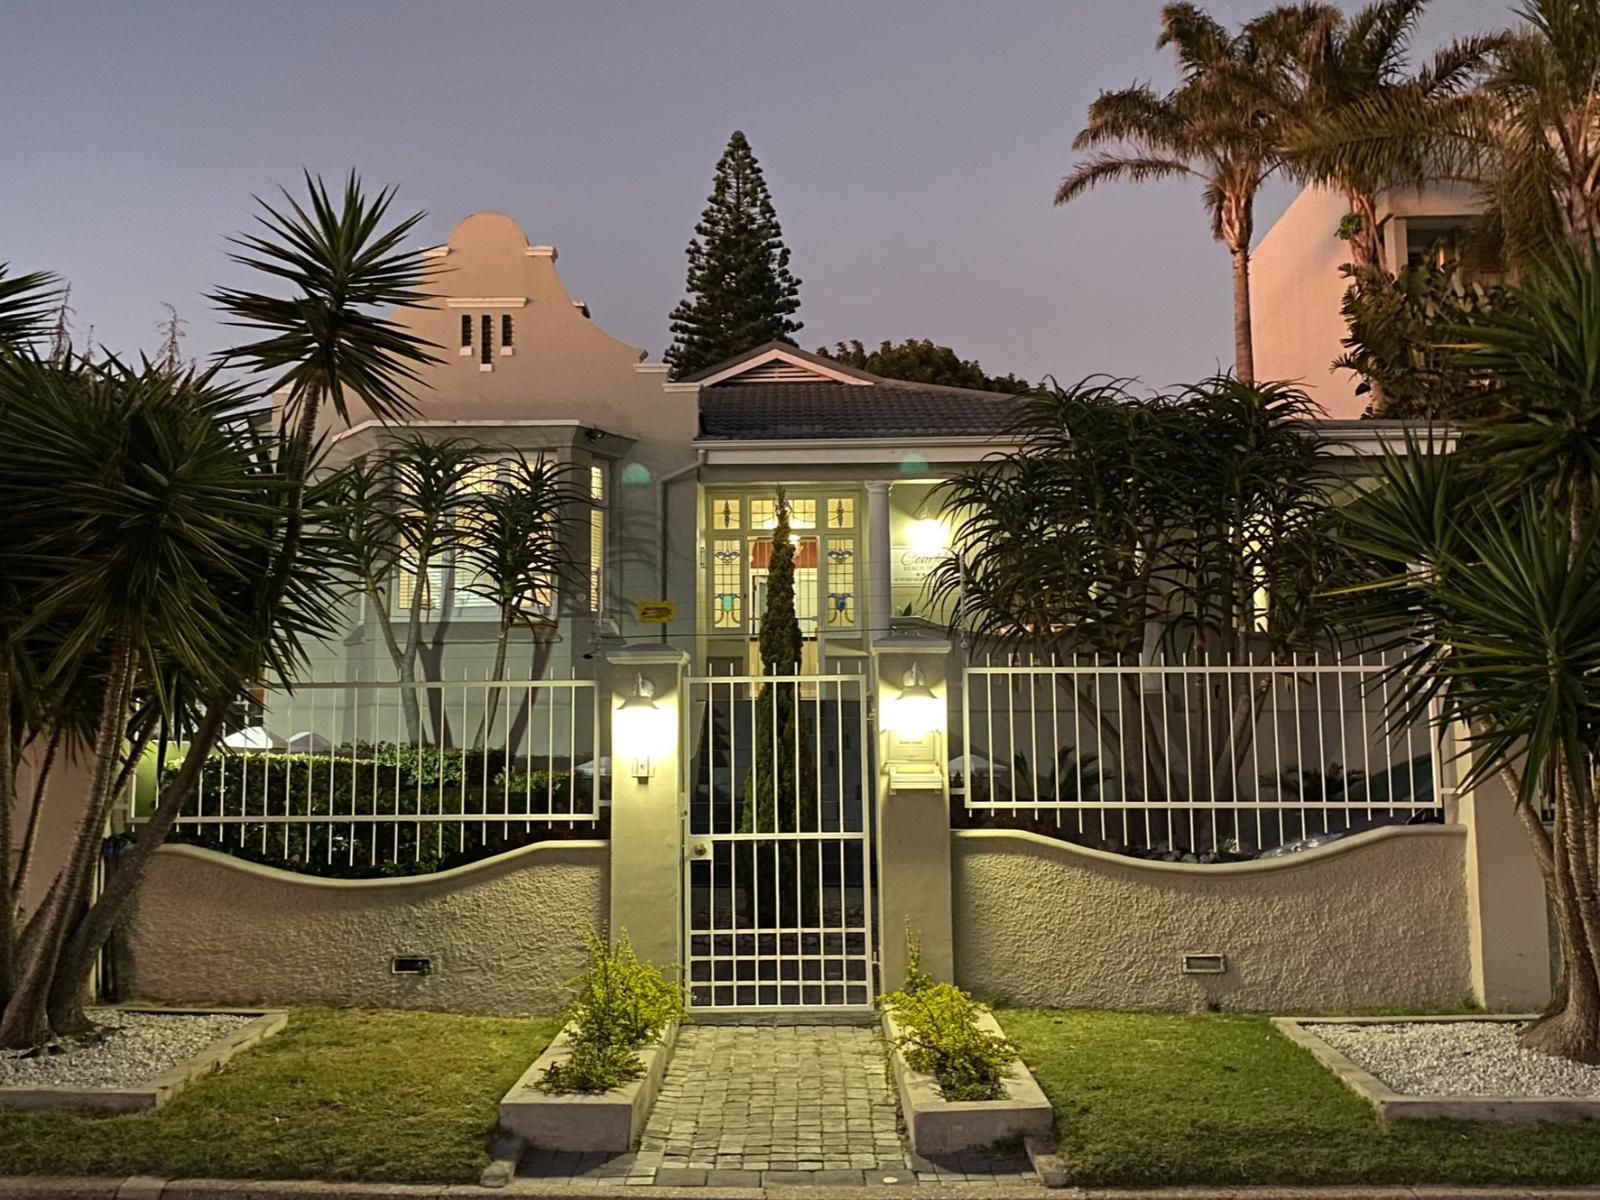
[1336, 239, 1600, 1061]
[0, 174, 436, 1049]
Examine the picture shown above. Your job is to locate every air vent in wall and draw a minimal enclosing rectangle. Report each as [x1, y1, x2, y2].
[1181, 953, 1227, 975]
[391, 955, 433, 976]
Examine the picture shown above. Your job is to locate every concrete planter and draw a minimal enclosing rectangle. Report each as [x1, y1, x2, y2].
[1275, 1014, 1600, 1125]
[0, 1007, 287, 1114]
[882, 1009, 1052, 1155]
[499, 1021, 678, 1151]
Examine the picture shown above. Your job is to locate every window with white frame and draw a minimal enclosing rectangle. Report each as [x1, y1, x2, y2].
[392, 456, 560, 620]
[706, 490, 858, 637]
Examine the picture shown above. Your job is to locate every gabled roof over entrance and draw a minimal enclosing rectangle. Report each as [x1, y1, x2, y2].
[689, 342, 1022, 442]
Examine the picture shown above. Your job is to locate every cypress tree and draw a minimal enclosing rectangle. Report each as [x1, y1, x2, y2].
[741, 492, 816, 835]
[665, 131, 802, 378]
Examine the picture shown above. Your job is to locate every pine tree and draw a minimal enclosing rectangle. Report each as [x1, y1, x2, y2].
[665, 131, 802, 378]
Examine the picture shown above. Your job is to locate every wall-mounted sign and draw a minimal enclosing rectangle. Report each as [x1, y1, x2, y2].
[635, 600, 676, 624]
[890, 546, 950, 589]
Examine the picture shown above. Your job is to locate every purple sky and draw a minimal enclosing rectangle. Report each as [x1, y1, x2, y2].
[3, 0, 1511, 389]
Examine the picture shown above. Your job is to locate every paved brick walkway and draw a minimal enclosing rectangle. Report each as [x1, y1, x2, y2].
[517, 1023, 1041, 1188]
[647, 1024, 900, 1174]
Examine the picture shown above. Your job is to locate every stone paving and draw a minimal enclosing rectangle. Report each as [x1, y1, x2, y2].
[517, 1023, 1041, 1188]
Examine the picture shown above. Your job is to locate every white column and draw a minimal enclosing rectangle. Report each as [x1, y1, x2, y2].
[605, 642, 689, 970]
[872, 632, 954, 988]
[866, 480, 892, 642]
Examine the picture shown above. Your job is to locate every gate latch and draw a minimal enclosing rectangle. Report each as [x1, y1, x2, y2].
[688, 839, 712, 860]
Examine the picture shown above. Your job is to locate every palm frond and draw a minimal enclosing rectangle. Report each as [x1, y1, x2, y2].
[0, 265, 63, 354]
[211, 170, 441, 428]
[1054, 154, 1198, 207]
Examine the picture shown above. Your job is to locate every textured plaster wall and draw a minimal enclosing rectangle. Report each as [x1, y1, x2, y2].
[126, 841, 607, 1015]
[953, 826, 1471, 1011]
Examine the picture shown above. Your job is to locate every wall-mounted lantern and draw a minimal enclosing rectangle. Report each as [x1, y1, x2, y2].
[885, 660, 941, 739]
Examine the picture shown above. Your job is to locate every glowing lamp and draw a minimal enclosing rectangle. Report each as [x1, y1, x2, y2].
[615, 673, 668, 781]
[907, 518, 949, 559]
[886, 661, 941, 738]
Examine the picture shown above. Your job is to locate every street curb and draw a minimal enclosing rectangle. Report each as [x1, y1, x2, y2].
[11, 1180, 1600, 1200]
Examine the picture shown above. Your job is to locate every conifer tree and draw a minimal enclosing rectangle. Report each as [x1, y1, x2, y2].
[665, 131, 802, 378]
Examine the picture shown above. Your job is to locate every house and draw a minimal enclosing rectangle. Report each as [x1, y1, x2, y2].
[99, 207, 1549, 1023]
[1252, 182, 1499, 418]
[295, 211, 1034, 695]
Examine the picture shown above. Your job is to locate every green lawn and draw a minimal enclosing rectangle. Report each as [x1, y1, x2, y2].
[1000, 1009, 1600, 1186]
[0, 1009, 559, 1183]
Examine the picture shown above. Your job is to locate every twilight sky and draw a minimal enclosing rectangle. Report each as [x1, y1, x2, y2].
[2, 0, 1511, 389]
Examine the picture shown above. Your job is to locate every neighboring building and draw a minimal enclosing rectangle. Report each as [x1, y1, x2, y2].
[1252, 182, 1495, 418]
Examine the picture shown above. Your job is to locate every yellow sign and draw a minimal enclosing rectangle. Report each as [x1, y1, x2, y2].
[636, 600, 676, 624]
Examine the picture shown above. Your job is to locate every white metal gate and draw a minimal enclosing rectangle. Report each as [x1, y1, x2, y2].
[682, 671, 875, 1010]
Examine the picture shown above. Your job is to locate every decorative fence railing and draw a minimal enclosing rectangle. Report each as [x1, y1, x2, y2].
[955, 651, 1442, 859]
[125, 676, 602, 871]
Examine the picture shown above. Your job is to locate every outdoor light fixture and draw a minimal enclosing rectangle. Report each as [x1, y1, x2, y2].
[615, 672, 664, 782]
[886, 660, 941, 739]
[907, 517, 949, 560]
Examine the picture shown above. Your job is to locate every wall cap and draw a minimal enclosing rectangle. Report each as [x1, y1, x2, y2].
[871, 632, 952, 656]
[952, 823, 1464, 876]
[149, 839, 608, 892]
[606, 642, 689, 667]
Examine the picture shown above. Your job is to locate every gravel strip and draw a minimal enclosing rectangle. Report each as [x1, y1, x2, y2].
[0, 1009, 252, 1089]
[1317, 1020, 1600, 1098]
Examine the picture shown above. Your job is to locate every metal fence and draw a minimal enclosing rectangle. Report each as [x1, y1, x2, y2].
[955, 650, 1442, 859]
[126, 676, 603, 870]
[681, 666, 875, 1009]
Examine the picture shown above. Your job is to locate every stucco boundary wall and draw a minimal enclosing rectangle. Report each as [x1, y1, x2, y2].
[125, 841, 608, 1015]
[951, 825, 1473, 1012]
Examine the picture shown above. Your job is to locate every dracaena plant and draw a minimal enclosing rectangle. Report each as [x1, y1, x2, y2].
[0, 173, 437, 1050]
[1335, 238, 1600, 1062]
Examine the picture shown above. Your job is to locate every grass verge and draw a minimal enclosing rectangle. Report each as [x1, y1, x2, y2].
[0, 1008, 559, 1183]
[1000, 1009, 1600, 1186]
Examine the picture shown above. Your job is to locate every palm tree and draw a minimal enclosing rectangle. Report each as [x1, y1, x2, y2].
[1338, 239, 1600, 1062]
[1277, 0, 1498, 273]
[1057, 4, 1320, 383]
[0, 265, 61, 353]
[1287, 1, 1600, 269]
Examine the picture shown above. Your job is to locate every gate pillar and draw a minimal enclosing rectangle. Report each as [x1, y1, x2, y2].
[605, 642, 689, 970]
[872, 632, 955, 990]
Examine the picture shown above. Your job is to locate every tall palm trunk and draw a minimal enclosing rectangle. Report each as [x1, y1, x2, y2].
[1229, 240, 1255, 385]
[0, 632, 133, 1048]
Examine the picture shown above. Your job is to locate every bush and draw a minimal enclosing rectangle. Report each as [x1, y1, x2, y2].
[879, 928, 1018, 1101]
[538, 931, 683, 1095]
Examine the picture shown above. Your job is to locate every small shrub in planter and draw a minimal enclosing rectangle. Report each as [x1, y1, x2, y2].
[538, 931, 683, 1095]
[879, 931, 1019, 1101]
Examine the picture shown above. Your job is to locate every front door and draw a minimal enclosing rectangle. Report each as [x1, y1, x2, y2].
[682, 669, 874, 1010]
